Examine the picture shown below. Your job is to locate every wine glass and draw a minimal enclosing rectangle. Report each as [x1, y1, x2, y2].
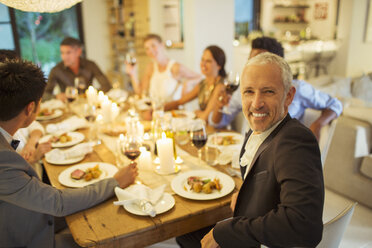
[83, 104, 97, 142]
[75, 77, 87, 96]
[172, 118, 190, 146]
[190, 119, 207, 166]
[221, 71, 240, 114]
[125, 53, 137, 66]
[65, 86, 78, 113]
[122, 135, 142, 166]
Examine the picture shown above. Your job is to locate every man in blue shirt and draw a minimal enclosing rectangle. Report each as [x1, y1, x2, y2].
[209, 37, 342, 140]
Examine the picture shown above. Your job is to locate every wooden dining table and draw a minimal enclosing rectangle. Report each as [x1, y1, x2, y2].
[41, 102, 243, 248]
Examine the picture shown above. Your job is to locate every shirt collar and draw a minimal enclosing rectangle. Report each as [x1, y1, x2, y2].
[0, 126, 13, 144]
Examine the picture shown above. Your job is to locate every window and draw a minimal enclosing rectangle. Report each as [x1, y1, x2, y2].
[0, 4, 18, 51]
[234, 0, 260, 41]
[0, 3, 84, 76]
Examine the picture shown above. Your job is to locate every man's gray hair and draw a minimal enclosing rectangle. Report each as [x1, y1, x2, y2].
[246, 52, 293, 93]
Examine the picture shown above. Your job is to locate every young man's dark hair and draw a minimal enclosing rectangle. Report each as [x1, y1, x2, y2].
[60, 37, 82, 48]
[251, 36, 284, 58]
[0, 49, 18, 62]
[144, 33, 162, 43]
[0, 60, 46, 121]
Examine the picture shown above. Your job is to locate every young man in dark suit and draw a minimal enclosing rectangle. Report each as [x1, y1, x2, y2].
[177, 52, 324, 248]
[0, 60, 138, 247]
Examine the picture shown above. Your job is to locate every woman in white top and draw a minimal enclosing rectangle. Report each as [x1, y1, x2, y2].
[125, 34, 200, 102]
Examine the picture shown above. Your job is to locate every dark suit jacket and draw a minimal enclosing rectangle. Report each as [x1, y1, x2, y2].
[214, 114, 324, 248]
[0, 133, 118, 248]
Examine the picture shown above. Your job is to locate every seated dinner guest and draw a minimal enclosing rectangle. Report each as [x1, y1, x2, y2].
[210, 37, 342, 140]
[44, 37, 112, 101]
[178, 52, 324, 248]
[164, 45, 226, 121]
[125, 33, 200, 102]
[0, 60, 138, 248]
[0, 49, 52, 177]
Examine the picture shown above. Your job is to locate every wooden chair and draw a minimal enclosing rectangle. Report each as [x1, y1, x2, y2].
[317, 202, 357, 248]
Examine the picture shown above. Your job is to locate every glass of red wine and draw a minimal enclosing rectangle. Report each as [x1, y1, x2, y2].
[65, 86, 78, 114]
[190, 119, 207, 166]
[122, 135, 142, 166]
[221, 71, 240, 114]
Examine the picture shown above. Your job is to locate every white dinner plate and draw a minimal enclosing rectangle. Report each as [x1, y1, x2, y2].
[39, 132, 85, 148]
[58, 162, 118, 188]
[36, 109, 63, 121]
[45, 150, 85, 165]
[169, 110, 195, 119]
[171, 170, 235, 200]
[123, 193, 175, 216]
[207, 132, 244, 150]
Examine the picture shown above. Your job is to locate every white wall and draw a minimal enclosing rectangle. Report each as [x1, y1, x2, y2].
[333, 0, 372, 77]
[81, 0, 110, 74]
[148, 0, 234, 74]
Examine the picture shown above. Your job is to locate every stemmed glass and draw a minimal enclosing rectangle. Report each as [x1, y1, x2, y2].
[83, 104, 97, 143]
[65, 86, 78, 113]
[173, 118, 190, 146]
[190, 119, 207, 166]
[122, 135, 142, 166]
[221, 71, 240, 114]
[75, 77, 87, 96]
[125, 54, 137, 66]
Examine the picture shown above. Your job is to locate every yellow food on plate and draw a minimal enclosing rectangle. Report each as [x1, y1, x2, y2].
[38, 108, 54, 116]
[186, 176, 222, 194]
[56, 133, 72, 143]
[84, 164, 102, 181]
[171, 110, 187, 118]
[216, 135, 236, 146]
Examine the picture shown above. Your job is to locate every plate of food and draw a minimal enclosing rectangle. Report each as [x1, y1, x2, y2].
[207, 132, 244, 150]
[171, 170, 235, 200]
[58, 162, 118, 188]
[36, 109, 63, 121]
[39, 132, 85, 148]
[170, 110, 195, 119]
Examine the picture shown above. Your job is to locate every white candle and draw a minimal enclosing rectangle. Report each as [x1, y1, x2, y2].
[98, 91, 105, 104]
[111, 102, 119, 122]
[156, 132, 175, 174]
[101, 98, 112, 123]
[86, 86, 97, 106]
[139, 146, 152, 170]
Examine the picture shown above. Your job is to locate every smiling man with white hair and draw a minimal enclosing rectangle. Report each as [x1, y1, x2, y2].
[199, 52, 324, 248]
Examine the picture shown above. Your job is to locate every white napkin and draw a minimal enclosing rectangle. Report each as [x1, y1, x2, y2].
[107, 88, 128, 103]
[114, 184, 166, 217]
[46, 116, 88, 134]
[41, 99, 65, 110]
[45, 142, 93, 161]
[217, 148, 240, 166]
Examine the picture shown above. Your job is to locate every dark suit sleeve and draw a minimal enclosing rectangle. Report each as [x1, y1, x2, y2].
[0, 150, 119, 217]
[214, 125, 324, 248]
[91, 61, 111, 92]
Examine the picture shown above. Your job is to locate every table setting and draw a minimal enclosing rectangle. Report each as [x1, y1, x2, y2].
[41, 86, 243, 247]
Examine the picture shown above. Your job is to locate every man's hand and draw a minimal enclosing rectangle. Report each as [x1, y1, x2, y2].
[309, 109, 338, 141]
[113, 162, 138, 188]
[309, 122, 322, 141]
[21, 142, 36, 160]
[201, 228, 220, 248]
[25, 142, 52, 164]
[230, 191, 239, 211]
